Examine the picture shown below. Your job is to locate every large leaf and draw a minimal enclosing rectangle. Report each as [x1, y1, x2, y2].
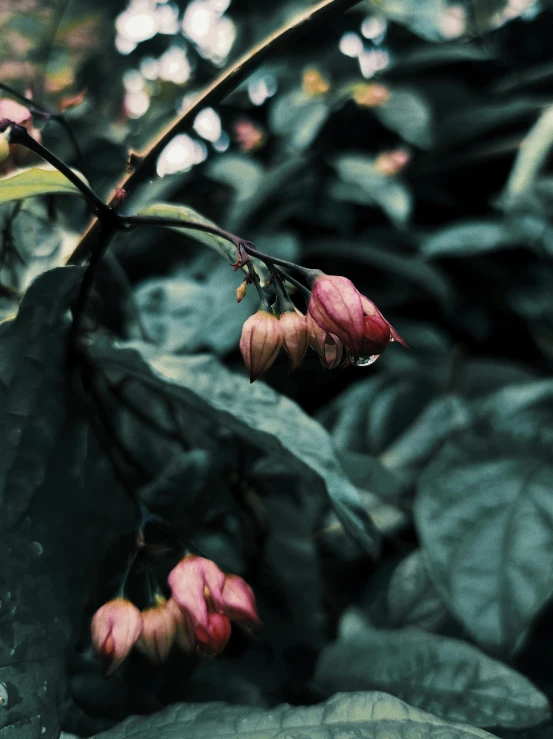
[415, 431, 553, 652]
[0, 268, 134, 738]
[0, 166, 86, 205]
[387, 550, 448, 630]
[90, 690, 498, 739]
[134, 261, 256, 355]
[87, 340, 380, 556]
[315, 609, 550, 729]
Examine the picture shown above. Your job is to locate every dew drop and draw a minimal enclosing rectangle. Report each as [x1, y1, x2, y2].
[31, 541, 43, 556]
[0, 682, 8, 707]
[349, 353, 380, 367]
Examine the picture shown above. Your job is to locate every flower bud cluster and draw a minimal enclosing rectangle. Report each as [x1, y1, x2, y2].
[239, 273, 405, 381]
[91, 555, 260, 676]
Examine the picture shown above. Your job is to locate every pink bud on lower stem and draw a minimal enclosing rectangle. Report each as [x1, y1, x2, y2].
[136, 597, 177, 664]
[91, 598, 143, 677]
[279, 309, 309, 371]
[239, 309, 283, 382]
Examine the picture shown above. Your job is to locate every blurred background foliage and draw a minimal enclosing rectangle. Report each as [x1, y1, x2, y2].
[4, 0, 553, 738]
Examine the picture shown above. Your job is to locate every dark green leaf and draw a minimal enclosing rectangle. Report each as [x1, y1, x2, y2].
[387, 550, 448, 630]
[315, 608, 550, 729]
[88, 340, 380, 555]
[416, 432, 553, 652]
[90, 690, 499, 738]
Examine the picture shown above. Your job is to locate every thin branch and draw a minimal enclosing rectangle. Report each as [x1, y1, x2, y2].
[7, 124, 111, 219]
[123, 214, 241, 248]
[0, 81, 50, 114]
[67, 0, 363, 266]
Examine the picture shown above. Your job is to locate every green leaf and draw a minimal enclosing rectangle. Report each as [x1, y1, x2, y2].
[134, 261, 257, 355]
[364, 0, 450, 41]
[376, 90, 433, 148]
[0, 268, 134, 738]
[269, 88, 330, 150]
[136, 203, 238, 264]
[90, 690, 499, 738]
[415, 431, 553, 652]
[421, 221, 512, 258]
[332, 154, 412, 224]
[88, 340, 380, 556]
[0, 166, 86, 205]
[315, 608, 550, 729]
[380, 395, 471, 471]
[387, 550, 448, 630]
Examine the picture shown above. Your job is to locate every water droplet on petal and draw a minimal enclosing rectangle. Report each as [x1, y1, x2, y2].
[389, 336, 395, 343]
[349, 353, 380, 367]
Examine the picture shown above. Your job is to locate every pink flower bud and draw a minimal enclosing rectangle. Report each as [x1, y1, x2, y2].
[239, 309, 283, 382]
[136, 597, 177, 664]
[308, 274, 364, 357]
[279, 310, 309, 371]
[167, 597, 196, 653]
[360, 295, 407, 354]
[307, 313, 343, 369]
[91, 598, 143, 677]
[221, 574, 261, 628]
[233, 119, 265, 152]
[168, 555, 226, 630]
[195, 612, 232, 656]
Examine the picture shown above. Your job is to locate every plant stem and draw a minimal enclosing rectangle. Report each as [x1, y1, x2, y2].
[122, 214, 242, 249]
[66, 0, 363, 266]
[8, 124, 110, 219]
[242, 242, 315, 278]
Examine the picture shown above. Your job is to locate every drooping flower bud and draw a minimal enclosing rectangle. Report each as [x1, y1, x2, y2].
[279, 309, 308, 371]
[221, 574, 261, 628]
[136, 596, 177, 664]
[167, 597, 196, 653]
[307, 313, 343, 369]
[91, 598, 143, 676]
[239, 309, 283, 382]
[194, 612, 232, 656]
[360, 295, 407, 350]
[168, 555, 226, 630]
[308, 274, 364, 357]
